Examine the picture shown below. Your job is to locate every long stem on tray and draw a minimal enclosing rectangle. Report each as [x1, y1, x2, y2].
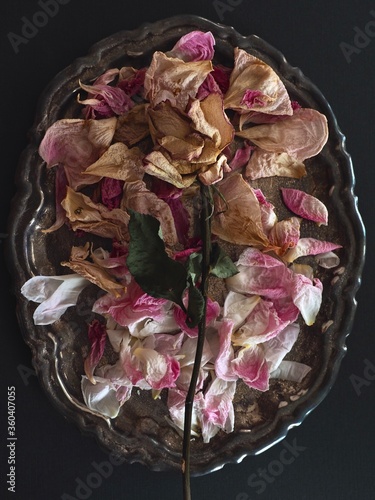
[182, 182, 212, 500]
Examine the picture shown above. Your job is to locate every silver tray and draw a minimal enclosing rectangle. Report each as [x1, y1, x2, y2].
[7, 15, 365, 475]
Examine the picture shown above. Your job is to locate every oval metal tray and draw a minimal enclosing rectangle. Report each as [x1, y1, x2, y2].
[7, 15, 365, 475]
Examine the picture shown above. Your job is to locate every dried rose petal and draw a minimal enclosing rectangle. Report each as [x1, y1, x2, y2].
[211, 174, 269, 247]
[224, 48, 293, 116]
[144, 51, 212, 110]
[245, 149, 306, 180]
[84, 319, 107, 384]
[169, 30, 215, 62]
[61, 243, 126, 297]
[101, 178, 124, 210]
[284, 237, 342, 263]
[237, 108, 328, 161]
[84, 142, 144, 182]
[232, 344, 269, 391]
[268, 217, 301, 255]
[281, 188, 328, 225]
[39, 118, 117, 190]
[62, 187, 129, 241]
[229, 141, 255, 171]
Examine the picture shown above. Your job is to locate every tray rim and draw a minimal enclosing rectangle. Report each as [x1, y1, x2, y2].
[6, 14, 366, 475]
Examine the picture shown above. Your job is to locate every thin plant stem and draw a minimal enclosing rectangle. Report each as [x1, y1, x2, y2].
[182, 183, 212, 500]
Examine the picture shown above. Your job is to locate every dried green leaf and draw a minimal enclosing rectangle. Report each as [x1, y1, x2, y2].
[127, 211, 187, 308]
[186, 281, 205, 329]
[210, 242, 239, 278]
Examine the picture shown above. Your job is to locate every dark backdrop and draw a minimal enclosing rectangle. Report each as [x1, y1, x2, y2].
[1, 1, 374, 499]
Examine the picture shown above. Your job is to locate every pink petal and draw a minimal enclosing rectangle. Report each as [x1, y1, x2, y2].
[198, 377, 236, 442]
[227, 248, 293, 300]
[84, 319, 107, 383]
[253, 188, 278, 234]
[144, 51, 212, 110]
[224, 48, 293, 117]
[93, 280, 169, 329]
[284, 237, 342, 263]
[232, 345, 270, 391]
[268, 217, 301, 254]
[101, 177, 124, 209]
[245, 149, 306, 180]
[233, 300, 290, 346]
[211, 65, 231, 94]
[281, 188, 328, 225]
[291, 274, 323, 326]
[169, 31, 215, 62]
[223, 291, 260, 330]
[133, 348, 180, 390]
[215, 320, 238, 381]
[118, 68, 146, 97]
[197, 73, 222, 100]
[229, 141, 255, 171]
[241, 89, 268, 108]
[174, 296, 220, 338]
[91, 243, 129, 281]
[79, 82, 134, 118]
[39, 118, 117, 190]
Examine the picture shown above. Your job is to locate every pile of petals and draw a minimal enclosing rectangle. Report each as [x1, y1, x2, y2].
[21, 30, 342, 443]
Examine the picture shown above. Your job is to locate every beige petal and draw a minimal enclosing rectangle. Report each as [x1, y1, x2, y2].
[147, 102, 192, 143]
[144, 51, 212, 110]
[224, 48, 293, 116]
[144, 150, 197, 188]
[84, 143, 144, 182]
[62, 243, 125, 297]
[211, 173, 269, 247]
[198, 154, 227, 186]
[121, 180, 178, 247]
[62, 187, 129, 241]
[245, 150, 306, 180]
[237, 108, 328, 161]
[114, 104, 150, 146]
[159, 134, 205, 161]
[188, 94, 234, 150]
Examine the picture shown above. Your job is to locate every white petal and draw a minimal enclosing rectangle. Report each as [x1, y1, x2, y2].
[223, 291, 260, 330]
[263, 323, 300, 372]
[315, 251, 341, 269]
[30, 275, 89, 325]
[270, 360, 311, 382]
[81, 376, 121, 418]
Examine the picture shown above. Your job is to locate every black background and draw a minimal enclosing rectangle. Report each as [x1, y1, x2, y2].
[1, 1, 374, 499]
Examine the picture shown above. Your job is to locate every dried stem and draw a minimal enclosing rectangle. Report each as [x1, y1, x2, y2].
[182, 183, 212, 500]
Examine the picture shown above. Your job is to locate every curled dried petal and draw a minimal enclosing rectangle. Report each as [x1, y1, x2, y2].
[169, 31, 215, 62]
[284, 237, 342, 263]
[39, 118, 117, 190]
[144, 51, 212, 110]
[224, 48, 293, 116]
